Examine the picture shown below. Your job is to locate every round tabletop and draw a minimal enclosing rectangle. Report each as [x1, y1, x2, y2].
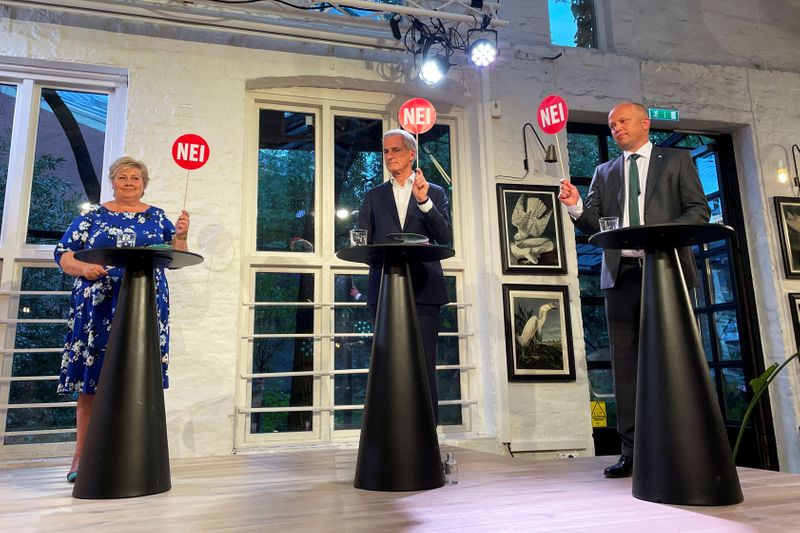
[75, 247, 204, 270]
[337, 243, 455, 265]
[588, 223, 735, 251]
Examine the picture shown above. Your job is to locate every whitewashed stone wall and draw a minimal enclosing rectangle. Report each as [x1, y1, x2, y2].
[1, 0, 799, 470]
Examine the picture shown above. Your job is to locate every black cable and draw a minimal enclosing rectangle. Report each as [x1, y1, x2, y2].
[209, 0, 315, 6]
[403, 14, 477, 64]
[206, 0, 381, 14]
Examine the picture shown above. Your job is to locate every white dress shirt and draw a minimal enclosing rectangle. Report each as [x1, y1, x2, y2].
[390, 172, 432, 227]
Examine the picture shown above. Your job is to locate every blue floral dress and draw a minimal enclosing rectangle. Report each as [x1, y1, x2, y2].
[55, 205, 176, 395]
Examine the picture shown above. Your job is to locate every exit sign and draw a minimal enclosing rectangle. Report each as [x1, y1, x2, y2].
[648, 107, 679, 121]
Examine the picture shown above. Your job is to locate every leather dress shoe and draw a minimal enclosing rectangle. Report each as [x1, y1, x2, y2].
[603, 455, 633, 478]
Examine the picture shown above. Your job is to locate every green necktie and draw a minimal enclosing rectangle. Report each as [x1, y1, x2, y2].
[628, 153, 641, 226]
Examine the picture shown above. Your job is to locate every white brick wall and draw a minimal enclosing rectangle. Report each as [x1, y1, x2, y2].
[2, 0, 799, 470]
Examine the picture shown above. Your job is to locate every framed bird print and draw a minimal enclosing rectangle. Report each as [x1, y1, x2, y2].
[496, 184, 567, 274]
[775, 196, 800, 278]
[502, 284, 575, 382]
[789, 293, 800, 350]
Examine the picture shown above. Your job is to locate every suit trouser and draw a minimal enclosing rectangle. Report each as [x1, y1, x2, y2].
[604, 263, 643, 458]
[370, 304, 441, 423]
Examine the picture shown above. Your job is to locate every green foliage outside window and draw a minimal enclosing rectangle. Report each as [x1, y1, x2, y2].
[26, 154, 83, 244]
[256, 148, 315, 252]
[551, 0, 596, 49]
[251, 272, 314, 434]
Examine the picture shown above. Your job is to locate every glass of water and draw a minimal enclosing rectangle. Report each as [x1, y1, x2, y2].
[349, 228, 368, 247]
[598, 217, 619, 232]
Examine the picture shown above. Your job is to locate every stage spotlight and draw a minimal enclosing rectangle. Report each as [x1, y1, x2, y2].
[468, 38, 498, 67]
[466, 24, 498, 68]
[419, 55, 450, 85]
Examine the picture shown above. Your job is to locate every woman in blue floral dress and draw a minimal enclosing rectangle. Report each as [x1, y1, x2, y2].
[55, 156, 190, 483]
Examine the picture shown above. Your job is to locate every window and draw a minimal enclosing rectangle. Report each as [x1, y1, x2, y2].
[3, 266, 75, 445]
[28, 89, 107, 244]
[0, 61, 125, 457]
[239, 92, 473, 446]
[548, 0, 597, 49]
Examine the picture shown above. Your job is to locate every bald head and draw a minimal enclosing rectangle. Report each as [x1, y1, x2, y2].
[608, 102, 650, 152]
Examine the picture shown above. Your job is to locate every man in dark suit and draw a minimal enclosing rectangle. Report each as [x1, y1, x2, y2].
[357, 128, 452, 421]
[559, 102, 710, 478]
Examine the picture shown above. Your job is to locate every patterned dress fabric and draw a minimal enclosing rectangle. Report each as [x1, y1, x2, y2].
[55, 205, 176, 395]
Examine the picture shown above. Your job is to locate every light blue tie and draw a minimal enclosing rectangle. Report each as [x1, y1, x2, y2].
[628, 154, 641, 226]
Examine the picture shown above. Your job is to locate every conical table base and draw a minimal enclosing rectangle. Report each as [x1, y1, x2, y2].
[338, 244, 453, 491]
[634, 248, 743, 505]
[71, 248, 203, 499]
[590, 224, 743, 506]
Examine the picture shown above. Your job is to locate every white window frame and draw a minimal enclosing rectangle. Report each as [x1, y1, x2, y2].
[0, 59, 127, 459]
[236, 88, 476, 450]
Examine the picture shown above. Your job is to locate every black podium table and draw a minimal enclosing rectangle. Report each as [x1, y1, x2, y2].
[590, 223, 743, 506]
[337, 243, 454, 491]
[71, 247, 203, 499]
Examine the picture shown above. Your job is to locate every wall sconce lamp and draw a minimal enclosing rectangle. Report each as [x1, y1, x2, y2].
[777, 144, 800, 192]
[522, 122, 558, 171]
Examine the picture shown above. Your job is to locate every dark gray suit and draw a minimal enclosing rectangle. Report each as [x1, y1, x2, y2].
[572, 146, 710, 456]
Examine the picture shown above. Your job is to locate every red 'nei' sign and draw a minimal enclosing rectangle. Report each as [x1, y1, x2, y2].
[537, 95, 569, 135]
[398, 98, 437, 135]
[172, 133, 210, 170]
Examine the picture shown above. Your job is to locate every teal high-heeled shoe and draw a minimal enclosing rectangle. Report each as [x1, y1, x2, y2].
[67, 471, 78, 483]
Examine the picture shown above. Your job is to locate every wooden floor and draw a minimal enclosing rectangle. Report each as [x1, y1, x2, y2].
[1, 447, 799, 532]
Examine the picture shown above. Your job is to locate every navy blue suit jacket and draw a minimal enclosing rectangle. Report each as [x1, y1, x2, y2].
[357, 180, 452, 306]
[573, 146, 710, 289]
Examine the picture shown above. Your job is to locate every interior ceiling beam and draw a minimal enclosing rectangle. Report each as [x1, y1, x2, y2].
[1, 0, 403, 50]
[187, 0, 508, 27]
[5, 1, 508, 40]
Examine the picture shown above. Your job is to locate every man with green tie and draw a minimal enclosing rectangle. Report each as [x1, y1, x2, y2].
[558, 102, 710, 478]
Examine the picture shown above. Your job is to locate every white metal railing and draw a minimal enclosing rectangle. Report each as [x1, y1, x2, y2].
[239, 398, 476, 414]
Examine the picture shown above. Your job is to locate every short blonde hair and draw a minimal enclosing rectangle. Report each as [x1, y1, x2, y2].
[108, 156, 150, 190]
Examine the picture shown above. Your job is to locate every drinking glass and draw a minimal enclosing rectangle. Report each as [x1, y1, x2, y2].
[349, 229, 368, 247]
[599, 217, 619, 232]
